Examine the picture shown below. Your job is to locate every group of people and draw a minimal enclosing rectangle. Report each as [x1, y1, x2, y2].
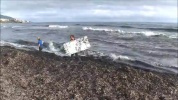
[37, 35, 78, 56]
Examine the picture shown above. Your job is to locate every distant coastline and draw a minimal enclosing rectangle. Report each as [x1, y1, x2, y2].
[0, 15, 30, 23]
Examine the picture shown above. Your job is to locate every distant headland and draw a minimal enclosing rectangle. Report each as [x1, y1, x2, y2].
[0, 15, 30, 23]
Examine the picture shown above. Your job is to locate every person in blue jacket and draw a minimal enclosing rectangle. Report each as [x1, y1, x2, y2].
[37, 37, 43, 52]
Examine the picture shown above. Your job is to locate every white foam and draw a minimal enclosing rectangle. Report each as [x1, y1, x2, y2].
[0, 40, 66, 56]
[169, 35, 178, 39]
[11, 26, 24, 29]
[160, 58, 178, 68]
[86, 50, 105, 57]
[45, 42, 67, 56]
[0, 40, 25, 47]
[82, 27, 167, 37]
[12, 25, 69, 30]
[0, 40, 6, 46]
[48, 25, 68, 28]
[109, 53, 133, 61]
[1, 25, 7, 28]
[140, 31, 165, 36]
[141, 31, 157, 36]
[48, 41, 59, 52]
[82, 27, 121, 32]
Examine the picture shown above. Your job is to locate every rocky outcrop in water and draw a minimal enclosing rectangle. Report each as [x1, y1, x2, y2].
[1, 46, 178, 100]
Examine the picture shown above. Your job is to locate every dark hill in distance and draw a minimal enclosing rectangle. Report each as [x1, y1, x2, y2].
[0, 15, 14, 19]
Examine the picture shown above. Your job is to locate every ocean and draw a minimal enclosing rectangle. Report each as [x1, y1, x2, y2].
[1, 22, 178, 74]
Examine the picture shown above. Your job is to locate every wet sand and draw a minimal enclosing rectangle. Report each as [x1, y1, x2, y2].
[1, 46, 178, 100]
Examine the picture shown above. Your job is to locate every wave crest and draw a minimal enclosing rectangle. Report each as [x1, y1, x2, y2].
[109, 53, 133, 60]
[48, 25, 68, 28]
[136, 31, 165, 37]
[82, 27, 123, 32]
[82, 27, 168, 37]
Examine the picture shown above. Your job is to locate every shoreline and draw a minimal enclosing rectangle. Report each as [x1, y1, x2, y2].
[1, 46, 178, 99]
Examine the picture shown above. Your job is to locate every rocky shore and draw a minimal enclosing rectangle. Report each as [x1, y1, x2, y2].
[0, 19, 29, 23]
[0, 15, 30, 23]
[1, 46, 178, 100]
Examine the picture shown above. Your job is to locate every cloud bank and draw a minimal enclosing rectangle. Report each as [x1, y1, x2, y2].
[1, 0, 177, 22]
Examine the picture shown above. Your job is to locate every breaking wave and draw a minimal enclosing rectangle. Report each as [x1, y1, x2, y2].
[135, 31, 165, 37]
[169, 35, 178, 39]
[11, 26, 24, 29]
[48, 25, 69, 28]
[109, 53, 133, 61]
[1, 40, 178, 74]
[82, 27, 171, 37]
[140, 27, 178, 33]
[0, 40, 133, 61]
[11, 25, 69, 30]
[0, 40, 38, 51]
[82, 27, 124, 33]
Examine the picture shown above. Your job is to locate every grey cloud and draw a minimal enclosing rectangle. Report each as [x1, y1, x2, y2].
[1, 0, 177, 22]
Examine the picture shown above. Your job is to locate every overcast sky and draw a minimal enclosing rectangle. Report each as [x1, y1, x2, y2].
[1, 0, 177, 22]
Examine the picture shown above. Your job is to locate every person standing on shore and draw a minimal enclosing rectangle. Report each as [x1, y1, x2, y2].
[70, 35, 78, 57]
[37, 37, 43, 52]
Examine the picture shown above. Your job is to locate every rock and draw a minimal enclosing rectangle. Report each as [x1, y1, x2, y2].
[20, 77, 29, 89]
[4, 60, 9, 65]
